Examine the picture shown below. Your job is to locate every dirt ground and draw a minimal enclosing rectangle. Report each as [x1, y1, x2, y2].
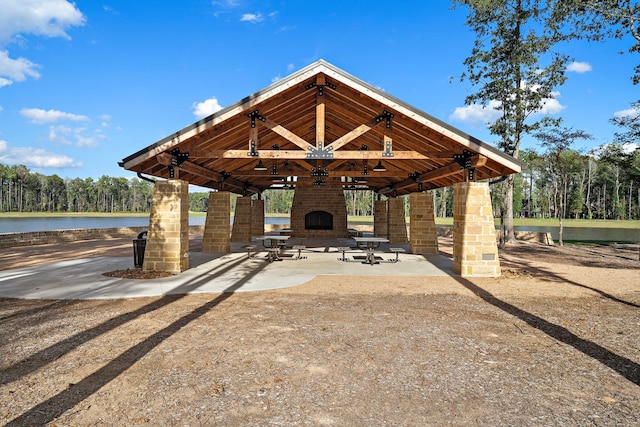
[0, 237, 639, 426]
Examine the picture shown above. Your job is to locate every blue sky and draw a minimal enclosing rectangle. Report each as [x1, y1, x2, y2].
[0, 0, 638, 181]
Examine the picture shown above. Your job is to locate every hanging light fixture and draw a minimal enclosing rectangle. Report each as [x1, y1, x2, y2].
[373, 161, 386, 172]
[254, 160, 267, 171]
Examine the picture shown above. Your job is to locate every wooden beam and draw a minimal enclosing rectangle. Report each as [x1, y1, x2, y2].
[378, 155, 487, 194]
[157, 153, 261, 194]
[248, 120, 258, 154]
[261, 117, 313, 151]
[325, 116, 383, 152]
[234, 170, 405, 178]
[316, 74, 325, 148]
[188, 149, 453, 160]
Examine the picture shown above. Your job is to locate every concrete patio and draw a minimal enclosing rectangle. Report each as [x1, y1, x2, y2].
[0, 238, 454, 300]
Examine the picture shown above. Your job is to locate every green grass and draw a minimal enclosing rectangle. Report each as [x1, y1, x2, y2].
[435, 217, 640, 229]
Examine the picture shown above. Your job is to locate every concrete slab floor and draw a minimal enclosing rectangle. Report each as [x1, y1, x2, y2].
[0, 239, 454, 300]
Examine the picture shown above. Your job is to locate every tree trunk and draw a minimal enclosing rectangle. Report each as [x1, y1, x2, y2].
[499, 175, 517, 247]
[558, 215, 564, 246]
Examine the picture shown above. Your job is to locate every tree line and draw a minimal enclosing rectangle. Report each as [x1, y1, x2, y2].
[0, 165, 155, 213]
[3, 145, 638, 221]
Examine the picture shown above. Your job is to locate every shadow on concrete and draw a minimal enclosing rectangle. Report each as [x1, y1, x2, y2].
[3, 255, 268, 426]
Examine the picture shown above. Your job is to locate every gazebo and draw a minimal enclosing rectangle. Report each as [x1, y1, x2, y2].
[120, 60, 521, 277]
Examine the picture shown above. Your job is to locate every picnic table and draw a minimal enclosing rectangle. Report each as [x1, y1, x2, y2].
[353, 236, 389, 265]
[256, 235, 290, 261]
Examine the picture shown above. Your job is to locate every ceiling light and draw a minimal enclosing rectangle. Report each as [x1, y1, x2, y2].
[254, 160, 267, 171]
[372, 161, 386, 172]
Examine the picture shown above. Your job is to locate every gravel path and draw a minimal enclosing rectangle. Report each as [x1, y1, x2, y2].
[1, 238, 639, 426]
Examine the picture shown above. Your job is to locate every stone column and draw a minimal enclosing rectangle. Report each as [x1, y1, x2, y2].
[231, 196, 252, 242]
[387, 197, 408, 244]
[453, 182, 500, 277]
[202, 191, 230, 253]
[373, 199, 388, 237]
[251, 198, 265, 237]
[409, 191, 438, 254]
[143, 179, 189, 273]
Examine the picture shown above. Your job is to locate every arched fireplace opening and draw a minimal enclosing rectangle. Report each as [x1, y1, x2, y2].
[305, 210, 333, 230]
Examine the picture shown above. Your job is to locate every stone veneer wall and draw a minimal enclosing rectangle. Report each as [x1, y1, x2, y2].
[409, 191, 438, 254]
[202, 191, 231, 252]
[231, 196, 252, 242]
[452, 182, 501, 277]
[387, 197, 408, 244]
[143, 179, 189, 273]
[373, 199, 388, 237]
[290, 185, 348, 238]
[251, 198, 265, 237]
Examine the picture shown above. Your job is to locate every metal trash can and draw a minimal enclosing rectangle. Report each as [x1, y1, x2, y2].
[132, 230, 148, 268]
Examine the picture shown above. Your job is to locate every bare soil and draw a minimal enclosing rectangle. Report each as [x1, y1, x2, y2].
[1, 237, 639, 426]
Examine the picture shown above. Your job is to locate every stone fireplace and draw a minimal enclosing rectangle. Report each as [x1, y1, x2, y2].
[290, 185, 348, 238]
[305, 210, 333, 230]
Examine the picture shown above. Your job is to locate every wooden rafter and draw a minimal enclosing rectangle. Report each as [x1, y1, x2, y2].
[121, 61, 521, 196]
[188, 149, 453, 160]
[378, 155, 488, 194]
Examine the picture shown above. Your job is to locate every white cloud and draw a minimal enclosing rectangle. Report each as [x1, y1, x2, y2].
[21, 108, 90, 124]
[193, 97, 223, 119]
[614, 106, 640, 118]
[48, 124, 104, 147]
[451, 87, 566, 126]
[0, 50, 41, 82]
[567, 61, 592, 73]
[241, 13, 264, 23]
[537, 91, 565, 114]
[0, 0, 85, 43]
[0, 1, 84, 86]
[213, 0, 241, 7]
[100, 114, 112, 127]
[0, 139, 82, 168]
[450, 100, 503, 127]
[0, 77, 13, 88]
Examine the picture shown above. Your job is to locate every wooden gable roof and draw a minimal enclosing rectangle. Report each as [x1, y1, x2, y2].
[120, 60, 521, 195]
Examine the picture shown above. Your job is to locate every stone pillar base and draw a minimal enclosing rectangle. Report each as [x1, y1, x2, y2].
[387, 197, 408, 244]
[231, 196, 252, 242]
[453, 182, 500, 277]
[409, 192, 438, 254]
[143, 179, 189, 273]
[374, 199, 388, 237]
[203, 191, 231, 252]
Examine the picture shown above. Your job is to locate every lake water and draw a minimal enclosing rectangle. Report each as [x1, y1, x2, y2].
[0, 216, 637, 242]
[0, 216, 289, 234]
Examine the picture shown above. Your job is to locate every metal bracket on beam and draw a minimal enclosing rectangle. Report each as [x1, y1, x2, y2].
[248, 110, 266, 128]
[307, 141, 334, 159]
[375, 110, 394, 128]
[247, 140, 259, 157]
[168, 149, 188, 177]
[453, 150, 475, 169]
[310, 163, 328, 177]
[382, 140, 394, 157]
[305, 81, 337, 92]
[169, 148, 189, 166]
